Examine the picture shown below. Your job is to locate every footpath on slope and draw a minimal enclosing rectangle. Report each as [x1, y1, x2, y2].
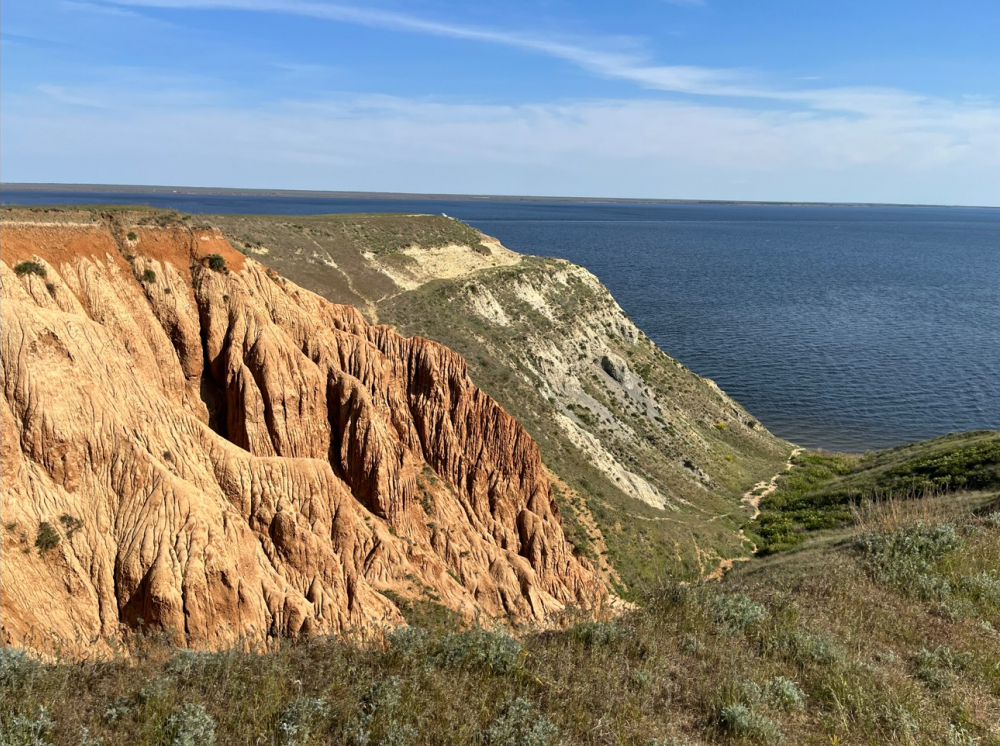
[703, 446, 804, 581]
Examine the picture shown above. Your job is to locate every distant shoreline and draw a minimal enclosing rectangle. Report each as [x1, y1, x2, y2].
[2, 183, 996, 210]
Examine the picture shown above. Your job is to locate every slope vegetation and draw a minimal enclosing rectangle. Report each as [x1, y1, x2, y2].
[4, 491, 997, 745]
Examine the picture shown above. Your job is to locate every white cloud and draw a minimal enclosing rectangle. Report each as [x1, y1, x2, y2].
[4, 85, 999, 204]
[4, 1, 998, 204]
[89, 0, 987, 122]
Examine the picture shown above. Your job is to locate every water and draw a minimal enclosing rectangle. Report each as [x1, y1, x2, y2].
[4, 189, 998, 452]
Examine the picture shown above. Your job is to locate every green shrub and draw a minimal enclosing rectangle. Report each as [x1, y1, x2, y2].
[0, 647, 35, 688]
[164, 703, 216, 746]
[569, 620, 626, 647]
[141, 269, 157, 284]
[278, 697, 329, 746]
[486, 698, 558, 746]
[14, 261, 46, 278]
[765, 676, 806, 710]
[713, 593, 768, 632]
[718, 703, 783, 745]
[204, 254, 226, 272]
[858, 522, 961, 592]
[59, 514, 83, 539]
[127, 232, 137, 241]
[434, 628, 522, 674]
[0, 705, 55, 746]
[34, 522, 60, 555]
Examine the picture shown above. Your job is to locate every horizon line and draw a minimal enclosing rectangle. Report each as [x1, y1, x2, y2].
[2, 182, 998, 211]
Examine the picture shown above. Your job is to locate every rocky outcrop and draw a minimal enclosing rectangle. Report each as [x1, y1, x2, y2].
[201, 212, 792, 587]
[0, 211, 605, 654]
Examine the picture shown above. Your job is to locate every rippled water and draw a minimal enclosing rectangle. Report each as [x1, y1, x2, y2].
[4, 189, 998, 451]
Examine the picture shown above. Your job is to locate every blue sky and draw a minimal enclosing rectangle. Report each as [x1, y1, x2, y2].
[3, 0, 999, 204]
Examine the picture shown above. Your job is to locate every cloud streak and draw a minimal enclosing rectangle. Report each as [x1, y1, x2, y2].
[93, 0, 980, 119]
[93, 0, 787, 99]
[5, 83, 999, 204]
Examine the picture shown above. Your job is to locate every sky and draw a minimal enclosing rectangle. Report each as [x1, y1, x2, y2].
[2, 0, 1000, 204]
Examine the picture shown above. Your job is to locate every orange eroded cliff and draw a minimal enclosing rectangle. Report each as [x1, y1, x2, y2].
[0, 214, 605, 653]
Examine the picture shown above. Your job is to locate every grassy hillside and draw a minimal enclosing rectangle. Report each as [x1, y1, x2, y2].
[755, 431, 1000, 553]
[4, 491, 998, 745]
[378, 258, 789, 593]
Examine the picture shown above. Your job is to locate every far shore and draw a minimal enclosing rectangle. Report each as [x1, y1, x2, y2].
[2, 182, 997, 210]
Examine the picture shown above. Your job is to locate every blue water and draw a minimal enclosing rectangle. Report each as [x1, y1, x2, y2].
[3, 189, 998, 452]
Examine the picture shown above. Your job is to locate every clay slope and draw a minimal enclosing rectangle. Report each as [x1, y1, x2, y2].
[0, 212, 604, 653]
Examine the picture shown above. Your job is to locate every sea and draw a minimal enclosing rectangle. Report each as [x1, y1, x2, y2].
[3, 188, 998, 453]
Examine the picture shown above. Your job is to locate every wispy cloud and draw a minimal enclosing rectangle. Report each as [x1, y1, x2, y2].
[92, 0, 962, 119]
[5, 80, 999, 204]
[94, 0, 773, 98]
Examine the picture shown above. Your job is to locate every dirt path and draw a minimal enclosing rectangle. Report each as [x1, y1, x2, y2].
[701, 447, 803, 581]
[742, 447, 804, 520]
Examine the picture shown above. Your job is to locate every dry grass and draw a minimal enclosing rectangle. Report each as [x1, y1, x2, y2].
[4, 494, 998, 746]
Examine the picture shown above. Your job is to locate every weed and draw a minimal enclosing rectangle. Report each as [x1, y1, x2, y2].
[569, 620, 626, 647]
[765, 677, 806, 710]
[34, 522, 60, 555]
[59, 514, 83, 539]
[14, 261, 46, 278]
[348, 676, 415, 746]
[945, 724, 981, 746]
[858, 522, 960, 593]
[786, 630, 845, 665]
[713, 593, 768, 632]
[486, 698, 558, 746]
[957, 572, 1000, 606]
[164, 703, 216, 746]
[78, 727, 104, 746]
[718, 703, 783, 745]
[435, 628, 523, 674]
[204, 254, 227, 272]
[0, 647, 35, 687]
[278, 697, 329, 746]
[0, 705, 54, 746]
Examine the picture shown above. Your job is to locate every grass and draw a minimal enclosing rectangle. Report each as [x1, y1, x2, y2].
[756, 431, 1000, 554]
[3, 494, 998, 745]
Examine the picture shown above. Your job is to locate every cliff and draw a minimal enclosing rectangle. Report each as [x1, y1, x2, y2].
[0, 208, 605, 653]
[205, 212, 792, 592]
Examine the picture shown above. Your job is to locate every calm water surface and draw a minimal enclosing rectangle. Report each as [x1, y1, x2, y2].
[4, 189, 998, 452]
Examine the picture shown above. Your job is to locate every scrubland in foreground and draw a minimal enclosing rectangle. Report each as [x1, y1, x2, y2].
[4, 492, 998, 746]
